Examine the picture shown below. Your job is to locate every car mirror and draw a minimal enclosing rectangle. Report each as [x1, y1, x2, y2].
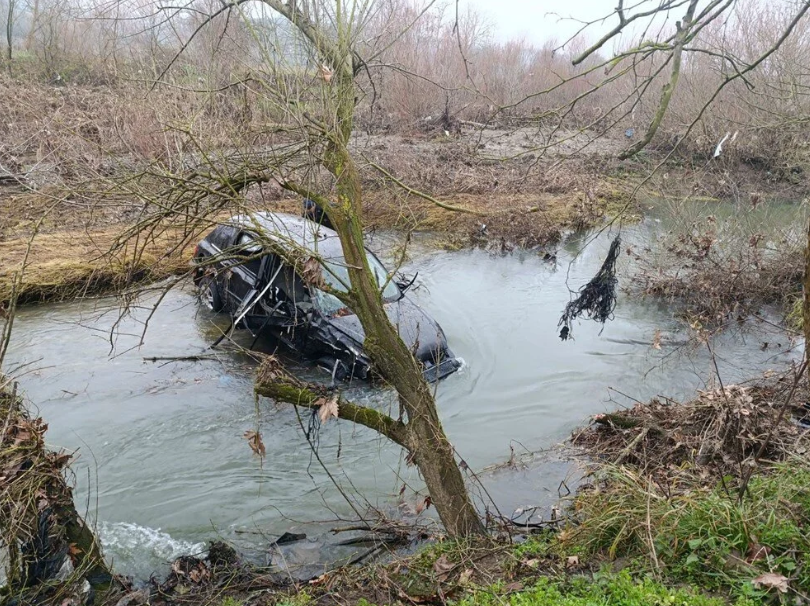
[395, 271, 418, 294]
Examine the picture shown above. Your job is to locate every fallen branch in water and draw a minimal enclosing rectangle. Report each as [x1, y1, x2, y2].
[143, 355, 219, 362]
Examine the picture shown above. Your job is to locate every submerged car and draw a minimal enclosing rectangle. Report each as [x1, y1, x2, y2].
[192, 212, 461, 382]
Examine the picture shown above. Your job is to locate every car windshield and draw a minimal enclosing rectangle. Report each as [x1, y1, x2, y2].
[311, 250, 400, 315]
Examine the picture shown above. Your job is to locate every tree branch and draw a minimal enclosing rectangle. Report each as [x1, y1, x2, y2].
[572, 0, 690, 65]
[618, 0, 699, 160]
[259, 0, 352, 79]
[365, 160, 483, 215]
[254, 356, 409, 448]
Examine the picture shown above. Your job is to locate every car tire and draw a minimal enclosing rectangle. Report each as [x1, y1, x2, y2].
[201, 277, 223, 312]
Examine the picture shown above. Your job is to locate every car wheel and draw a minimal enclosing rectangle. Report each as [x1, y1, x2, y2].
[201, 278, 223, 312]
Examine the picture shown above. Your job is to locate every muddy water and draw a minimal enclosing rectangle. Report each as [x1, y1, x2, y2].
[4, 217, 799, 579]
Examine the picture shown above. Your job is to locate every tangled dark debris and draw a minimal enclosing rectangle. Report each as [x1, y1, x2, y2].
[558, 236, 620, 341]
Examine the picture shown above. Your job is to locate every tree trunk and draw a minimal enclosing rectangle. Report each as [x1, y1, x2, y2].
[24, 0, 38, 51]
[802, 221, 810, 372]
[5, 0, 14, 63]
[252, 0, 486, 538]
[319, 79, 485, 535]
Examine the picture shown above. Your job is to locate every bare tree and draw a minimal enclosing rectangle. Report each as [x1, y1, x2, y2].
[104, 0, 486, 538]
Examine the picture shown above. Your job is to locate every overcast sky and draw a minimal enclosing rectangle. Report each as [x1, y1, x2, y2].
[462, 0, 636, 45]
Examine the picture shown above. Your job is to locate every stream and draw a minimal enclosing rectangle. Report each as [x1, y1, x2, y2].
[4, 204, 802, 580]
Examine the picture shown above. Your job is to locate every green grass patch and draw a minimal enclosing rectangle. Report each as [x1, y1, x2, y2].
[456, 570, 746, 606]
[564, 462, 810, 602]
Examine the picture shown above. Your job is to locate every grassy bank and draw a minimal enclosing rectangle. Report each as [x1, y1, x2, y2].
[0, 227, 193, 305]
[0, 180, 626, 307]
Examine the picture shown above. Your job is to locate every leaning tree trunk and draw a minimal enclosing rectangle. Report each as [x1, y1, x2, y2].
[314, 72, 485, 535]
[340, 221, 484, 537]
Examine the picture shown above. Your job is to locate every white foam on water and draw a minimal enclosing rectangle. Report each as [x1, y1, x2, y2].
[99, 522, 206, 578]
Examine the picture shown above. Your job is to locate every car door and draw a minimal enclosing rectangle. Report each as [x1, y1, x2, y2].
[230, 231, 263, 300]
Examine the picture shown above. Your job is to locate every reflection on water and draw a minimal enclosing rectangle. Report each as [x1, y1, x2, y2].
[4, 218, 799, 579]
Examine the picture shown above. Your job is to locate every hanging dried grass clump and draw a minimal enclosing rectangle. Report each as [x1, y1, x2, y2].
[558, 236, 621, 340]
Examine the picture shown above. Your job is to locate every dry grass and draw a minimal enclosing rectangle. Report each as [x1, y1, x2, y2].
[362, 190, 610, 248]
[0, 228, 193, 305]
[0, 183, 618, 307]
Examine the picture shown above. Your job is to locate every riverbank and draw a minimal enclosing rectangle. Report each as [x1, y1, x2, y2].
[0, 176, 627, 306]
[6, 93, 810, 310]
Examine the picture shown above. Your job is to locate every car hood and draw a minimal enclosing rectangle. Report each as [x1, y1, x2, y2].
[323, 296, 450, 363]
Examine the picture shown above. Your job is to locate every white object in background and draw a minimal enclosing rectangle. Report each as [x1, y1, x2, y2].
[713, 131, 731, 158]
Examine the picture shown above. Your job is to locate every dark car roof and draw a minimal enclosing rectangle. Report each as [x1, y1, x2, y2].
[228, 212, 344, 258]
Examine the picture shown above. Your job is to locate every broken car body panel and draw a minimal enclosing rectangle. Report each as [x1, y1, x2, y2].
[192, 212, 461, 382]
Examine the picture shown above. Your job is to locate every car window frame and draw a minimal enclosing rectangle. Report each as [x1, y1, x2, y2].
[309, 247, 401, 316]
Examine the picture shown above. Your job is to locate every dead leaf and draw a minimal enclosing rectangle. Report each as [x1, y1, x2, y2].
[745, 542, 770, 563]
[51, 452, 72, 469]
[502, 581, 524, 593]
[13, 429, 32, 445]
[752, 572, 789, 593]
[319, 64, 333, 83]
[301, 257, 325, 288]
[243, 430, 266, 458]
[458, 569, 473, 584]
[433, 554, 454, 579]
[651, 329, 662, 350]
[522, 558, 540, 569]
[414, 495, 433, 514]
[317, 394, 339, 423]
[566, 555, 580, 568]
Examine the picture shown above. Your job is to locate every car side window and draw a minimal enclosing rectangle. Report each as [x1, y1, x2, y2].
[233, 232, 262, 280]
[209, 225, 237, 250]
[236, 232, 261, 254]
